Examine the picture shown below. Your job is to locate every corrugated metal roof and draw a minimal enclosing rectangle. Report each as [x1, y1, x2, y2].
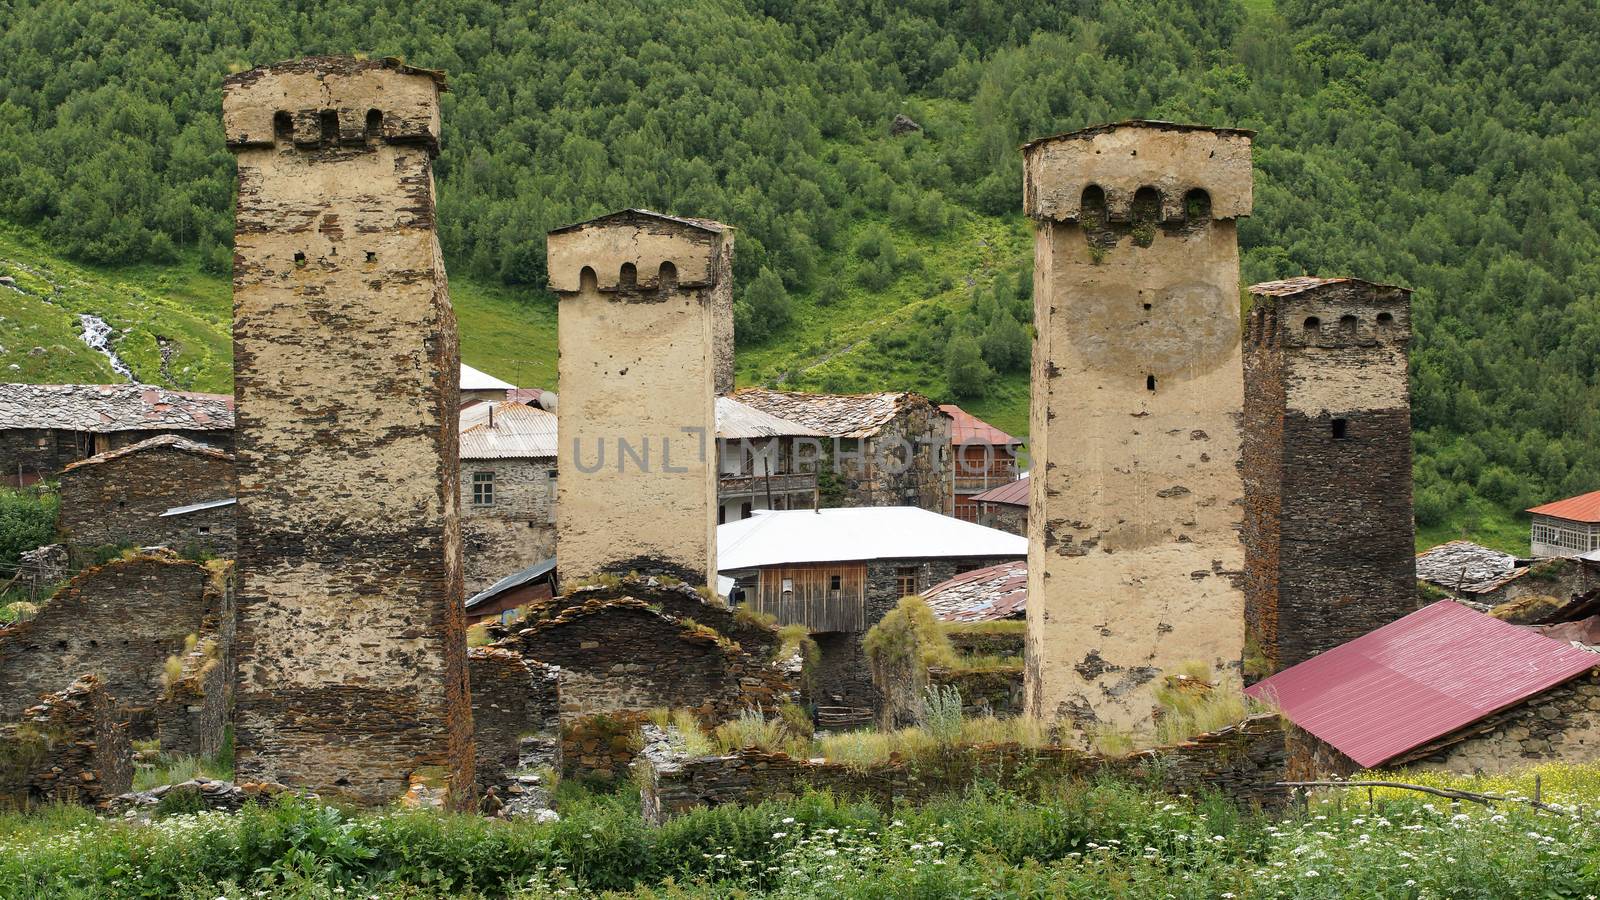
[1529, 490, 1600, 524]
[459, 402, 557, 459]
[732, 388, 928, 438]
[971, 474, 1029, 507]
[465, 557, 557, 610]
[939, 404, 1016, 446]
[460, 363, 516, 391]
[0, 383, 233, 432]
[717, 507, 1026, 571]
[922, 560, 1027, 622]
[716, 397, 821, 439]
[61, 434, 231, 472]
[1246, 600, 1600, 768]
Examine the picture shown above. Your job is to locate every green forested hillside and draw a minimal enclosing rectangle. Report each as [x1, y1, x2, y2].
[2, 0, 1599, 544]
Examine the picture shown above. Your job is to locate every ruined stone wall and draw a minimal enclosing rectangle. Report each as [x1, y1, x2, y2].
[929, 666, 1025, 717]
[1, 428, 83, 486]
[57, 444, 237, 556]
[469, 647, 560, 788]
[460, 456, 557, 592]
[827, 402, 949, 512]
[548, 210, 728, 586]
[0, 675, 132, 810]
[1244, 279, 1417, 674]
[1024, 122, 1253, 742]
[224, 57, 473, 807]
[641, 714, 1286, 823]
[0, 556, 229, 726]
[153, 637, 232, 757]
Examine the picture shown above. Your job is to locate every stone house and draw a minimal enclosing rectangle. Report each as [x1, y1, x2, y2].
[732, 389, 949, 512]
[718, 507, 1025, 723]
[1415, 540, 1599, 608]
[939, 404, 1019, 522]
[0, 383, 233, 487]
[56, 434, 237, 557]
[1528, 490, 1600, 558]
[1249, 600, 1600, 777]
[464, 557, 557, 625]
[969, 475, 1028, 536]
[716, 396, 820, 522]
[459, 400, 558, 594]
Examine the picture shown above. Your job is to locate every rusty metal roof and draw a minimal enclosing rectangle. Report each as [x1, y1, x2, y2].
[922, 559, 1027, 622]
[61, 434, 231, 472]
[0, 383, 234, 432]
[1246, 600, 1600, 768]
[971, 474, 1029, 507]
[459, 402, 557, 460]
[1529, 489, 1600, 524]
[939, 404, 1016, 446]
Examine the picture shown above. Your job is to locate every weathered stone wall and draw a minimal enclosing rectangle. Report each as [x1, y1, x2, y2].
[460, 456, 557, 592]
[1024, 121, 1253, 741]
[152, 636, 232, 758]
[2, 427, 235, 488]
[1290, 672, 1600, 779]
[57, 441, 237, 556]
[979, 502, 1027, 536]
[1244, 278, 1417, 674]
[641, 714, 1286, 822]
[469, 647, 560, 788]
[0, 675, 132, 810]
[0, 556, 230, 727]
[832, 401, 949, 512]
[930, 666, 1025, 718]
[224, 56, 474, 808]
[946, 628, 1026, 659]
[548, 210, 727, 587]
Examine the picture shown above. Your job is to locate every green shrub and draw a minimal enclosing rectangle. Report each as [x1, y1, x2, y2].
[0, 487, 57, 571]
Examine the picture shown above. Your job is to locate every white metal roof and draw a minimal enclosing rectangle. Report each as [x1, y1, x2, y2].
[717, 507, 1027, 571]
[459, 402, 558, 459]
[460, 363, 516, 391]
[159, 497, 237, 518]
[716, 396, 821, 439]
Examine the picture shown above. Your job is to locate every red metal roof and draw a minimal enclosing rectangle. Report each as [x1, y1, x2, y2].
[1528, 489, 1600, 524]
[971, 475, 1029, 507]
[939, 404, 1016, 446]
[1246, 600, 1599, 768]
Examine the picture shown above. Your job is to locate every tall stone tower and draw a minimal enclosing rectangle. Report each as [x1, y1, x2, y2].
[223, 57, 474, 807]
[547, 209, 730, 587]
[1242, 277, 1416, 675]
[1022, 120, 1254, 742]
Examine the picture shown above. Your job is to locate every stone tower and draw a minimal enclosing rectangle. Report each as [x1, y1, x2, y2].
[223, 57, 473, 807]
[547, 209, 731, 587]
[1243, 277, 1416, 675]
[1021, 120, 1254, 742]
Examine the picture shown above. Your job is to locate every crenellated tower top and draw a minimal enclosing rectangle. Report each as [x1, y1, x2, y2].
[222, 56, 447, 155]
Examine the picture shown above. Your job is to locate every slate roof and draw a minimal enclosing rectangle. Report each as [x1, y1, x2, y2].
[731, 388, 928, 438]
[972, 474, 1029, 507]
[939, 404, 1016, 446]
[922, 560, 1027, 622]
[60, 434, 232, 472]
[1247, 600, 1600, 769]
[717, 507, 1026, 571]
[716, 397, 821, 440]
[0, 384, 233, 432]
[1414, 540, 1526, 594]
[459, 402, 558, 460]
[1529, 490, 1600, 524]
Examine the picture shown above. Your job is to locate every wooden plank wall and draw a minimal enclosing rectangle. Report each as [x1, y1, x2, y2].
[751, 562, 867, 632]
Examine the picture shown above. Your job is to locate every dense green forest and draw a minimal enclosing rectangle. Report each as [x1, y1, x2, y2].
[2, 0, 1599, 540]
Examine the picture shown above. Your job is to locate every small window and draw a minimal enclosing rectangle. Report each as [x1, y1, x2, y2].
[1339, 314, 1358, 334]
[829, 574, 842, 592]
[740, 501, 753, 519]
[273, 110, 293, 142]
[293, 251, 306, 268]
[895, 566, 920, 597]
[472, 471, 495, 506]
[1377, 312, 1394, 326]
[319, 109, 339, 144]
[1303, 316, 1321, 331]
[365, 108, 383, 141]
[1331, 418, 1348, 439]
[1146, 374, 1156, 391]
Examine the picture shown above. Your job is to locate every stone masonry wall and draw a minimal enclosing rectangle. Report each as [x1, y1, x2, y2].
[469, 647, 560, 788]
[460, 456, 557, 593]
[641, 714, 1287, 823]
[930, 666, 1025, 718]
[548, 210, 727, 587]
[0, 556, 229, 726]
[57, 442, 236, 556]
[152, 632, 233, 757]
[1024, 121, 1253, 741]
[830, 400, 949, 513]
[224, 56, 473, 808]
[0, 675, 132, 810]
[1244, 278, 1417, 674]
[979, 502, 1027, 536]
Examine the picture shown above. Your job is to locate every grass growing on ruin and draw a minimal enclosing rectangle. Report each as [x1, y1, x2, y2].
[8, 765, 1600, 897]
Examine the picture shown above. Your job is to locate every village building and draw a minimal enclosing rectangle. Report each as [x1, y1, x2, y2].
[940, 404, 1019, 522]
[224, 56, 473, 807]
[0, 383, 233, 487]
[464, 557, 558, 625]
[716, 396, 820, 522]
[1528, 490, 1600, 558]
[1021, 120, 1254, 740]
[1249, 600, 1600, 777]
[733, 388, 949, 512]
[1415, 539, 1599, 609]
[459, 399, 558, 593]
[1242, 276, 1418, 674]
[718, 506, 1025, 724]
[921, 559, 1027, 623]
[55, 434, 237, 557]
[969, 474, 1028, 535]
[460, 362, 517, 407]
